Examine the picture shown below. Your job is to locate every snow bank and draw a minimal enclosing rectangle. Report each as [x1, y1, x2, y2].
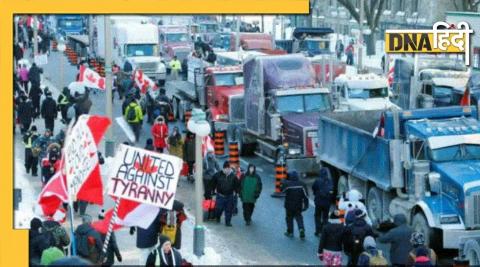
[14, 157, 39, 229]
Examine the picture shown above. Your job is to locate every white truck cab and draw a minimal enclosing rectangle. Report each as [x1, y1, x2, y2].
[333, 73, 401, 111]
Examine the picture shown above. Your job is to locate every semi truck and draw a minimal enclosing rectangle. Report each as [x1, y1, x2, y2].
[275, 27, 333, 56]
[392, 56, 469, 109]
[91, 15, 166, 84]
[317, 106, 480, 264]
[53, 15, 87, 37]
[241, 54, 332, 175]
[332, 73, 400, 111]
[158, 25, 192, 69]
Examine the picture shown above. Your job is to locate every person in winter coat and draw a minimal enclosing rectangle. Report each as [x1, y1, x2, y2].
[24, 125, 39, 176]
[97, 212, 122, 266]
[42, 219, 70, 251]
[318, 212, 345, 266]
[131, 209, 162, 265]
[33, 129, 54, 161]
[146, 235, 183, 267]
[159, 200, 187, 250]
[124, 98, 143, 142]
[57, 87, 71, 124]
[29, 83, 43, 118]
[40, 247, 65, 266]
[412, 247, 433, 266]
[343, 209, 375, 266]
[239, 164, 262, 225]
[71, 90, 93, 121]
[17, 64, 29, 91]
[203, 151, 220, 199]
[312, 167, 333, 236]
[28, 62, 42, 89]
[41, 91, 58, 132]
[41, 143, 61, 185]
[167, 126, 184, 159]
[183, 131, 196, 182]
[357, 236, 387, 266]
[145, 138, 155, 151]
[377, 213, 413, 266]
[75, 215, 103, 265]
[338, 189, 372, 225]
[14, 43, 24, 65]
[212, 161, 240, 226]
[281, 171, 309, 239]
[29, 218, 49, 265]
[407, 232, 437, 266]
[151, 116, 168, 152]
[345, 40, 355, 66]
[17, 95, 34, 134]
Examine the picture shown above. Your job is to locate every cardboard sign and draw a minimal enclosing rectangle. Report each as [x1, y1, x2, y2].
[107, 144, 183, 209]
[34, 54, 48, 66]
[64, 115, 99, 196]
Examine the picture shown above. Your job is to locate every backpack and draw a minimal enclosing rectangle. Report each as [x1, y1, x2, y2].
[126, 104, 137, 122]
[362, 250, 388, 266]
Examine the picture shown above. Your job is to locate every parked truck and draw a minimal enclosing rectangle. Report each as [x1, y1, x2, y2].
[158, 25, 192, 70]
[317, 106, 480, 264]
[275, 27, 333, 56]
[53, 15, 87, 37]
[332, 73, 400, 111]
[91, 15, 166, 84]
[392, 56, 469, 109]
[241, 54, 332, 175]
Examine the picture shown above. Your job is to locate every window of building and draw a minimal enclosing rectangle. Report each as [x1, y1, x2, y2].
[385, 0, 392, 10]
[399, 0, 406, 11]
[412, 0, 419, 12]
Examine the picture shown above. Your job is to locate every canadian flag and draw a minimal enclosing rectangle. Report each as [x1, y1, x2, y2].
[133, 69, 158, 94]
[460, 86, 471, 106]
[387, 66, 394, 88]
[37, 115, 111, 217]
[92, 198, 160, 234]
[78, 65, 106, 90]
[372, 112, 385, 138]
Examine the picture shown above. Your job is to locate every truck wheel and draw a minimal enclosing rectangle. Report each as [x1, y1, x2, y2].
[412, 213, 434, 248]
[463, 239, 480, 266]
[337, 175, 348, 197]
[367, 187, 383, 225]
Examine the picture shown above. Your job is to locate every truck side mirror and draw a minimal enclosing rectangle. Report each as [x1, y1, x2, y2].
[427, 172, 441, 194]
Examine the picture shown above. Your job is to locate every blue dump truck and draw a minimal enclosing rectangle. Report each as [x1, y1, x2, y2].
[54, 15, 87, 37]
[317, 106, 480, 263]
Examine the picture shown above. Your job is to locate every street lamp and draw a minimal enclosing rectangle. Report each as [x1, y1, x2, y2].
[57, 39, 66, 90]
[187, 108, 211, 257]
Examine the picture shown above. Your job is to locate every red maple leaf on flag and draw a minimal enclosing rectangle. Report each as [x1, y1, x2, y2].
[134, 155, 158, 174]
[86, 73, 97, 83]
[98, 78, 105, 90]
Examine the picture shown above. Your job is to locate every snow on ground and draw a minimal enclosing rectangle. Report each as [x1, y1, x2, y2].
[14, 157, 39, 229]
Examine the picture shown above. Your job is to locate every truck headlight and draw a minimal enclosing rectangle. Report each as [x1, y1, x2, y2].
[440, 215, 460, 224]
[288, 148, 301, 155]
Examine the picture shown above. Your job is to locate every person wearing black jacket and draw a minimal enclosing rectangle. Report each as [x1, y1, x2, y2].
[23, 125, 39, 176]
[29, 84, 43, 118]
[212, 161, 240, 226]
[318, 215, 345, 266]
[57, 87, 71, 124]
[97, 212, 122, 266]
[29, 218, 49, 265]
[312, 167, 333, 236]
[342, 209, 375, 266]
[132, 209, 162, 265]
[17, 95, 34, 134]
[281, 171, 309, 239]
[28, 62, 42, 89]
[41, 91, 57, 132]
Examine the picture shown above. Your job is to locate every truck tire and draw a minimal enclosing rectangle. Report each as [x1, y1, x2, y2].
[412, 213, 434, 248]
[367, 187, 383, 225]
[463, 239, 480, 266]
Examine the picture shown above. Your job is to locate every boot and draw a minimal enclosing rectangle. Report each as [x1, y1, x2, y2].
[284, 231, 293, 238]
[299, 229, 305, 239]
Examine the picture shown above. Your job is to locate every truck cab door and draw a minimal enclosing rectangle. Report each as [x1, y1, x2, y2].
[265, 98, 281, 141]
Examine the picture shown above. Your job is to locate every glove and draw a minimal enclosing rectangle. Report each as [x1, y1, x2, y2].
[129, 227, 135, 235]
[117, 254, 122, 262]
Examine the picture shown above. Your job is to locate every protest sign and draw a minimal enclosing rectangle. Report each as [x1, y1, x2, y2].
[107, 144, 183, 210]
[64, 115, 99, 197]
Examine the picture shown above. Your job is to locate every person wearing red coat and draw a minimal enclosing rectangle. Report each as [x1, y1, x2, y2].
[151, 116, 169, 153]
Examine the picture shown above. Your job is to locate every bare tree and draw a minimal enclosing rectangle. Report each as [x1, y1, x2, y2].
[453, 0, 480, 12]
[337, 0, 387, 55]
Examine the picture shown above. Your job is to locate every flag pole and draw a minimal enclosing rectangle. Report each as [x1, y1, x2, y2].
[100, 197, 121, 263]
[64, 119, 77, 256]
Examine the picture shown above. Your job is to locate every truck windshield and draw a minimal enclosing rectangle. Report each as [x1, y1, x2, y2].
[59, 19, 83, 28]
[430, 144, 480, 162]
[166, 33, 189, 43]
[126, 44, 156, 57]
[348, 87, 388, 99]
[433, 86, 453, 97]
[277, 93, 331, 113]
[301, 40, 329, 52]
[214, 73, 244, 86]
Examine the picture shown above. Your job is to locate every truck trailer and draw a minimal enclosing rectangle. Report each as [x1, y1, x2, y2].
[317, 106, 480, 264]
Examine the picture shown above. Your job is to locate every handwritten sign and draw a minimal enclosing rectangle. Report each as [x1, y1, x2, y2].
[64, 115, 98, 197]
[107, 144, 183, 210]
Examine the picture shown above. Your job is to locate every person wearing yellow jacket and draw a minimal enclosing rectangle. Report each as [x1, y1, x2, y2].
[169, 56, 182, 81]
[124, 99, 144, 142]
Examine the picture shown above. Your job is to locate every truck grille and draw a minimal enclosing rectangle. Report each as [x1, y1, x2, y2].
[465, 192, 480, 228]
[136, 62, 158, 72]
[229, 96, 244, 122]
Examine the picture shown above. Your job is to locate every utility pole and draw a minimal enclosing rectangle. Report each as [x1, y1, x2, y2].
[281, 16, 285, 39]
[104, 15, 115, 157]
[235, 16, 241, 51]
[358, 0, 364, 70]
[261, 15, 265, 33]
[33, 16, 38, 57]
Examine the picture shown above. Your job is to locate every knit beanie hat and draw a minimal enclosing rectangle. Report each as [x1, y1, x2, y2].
[40, 247, 65, 265]
[363, 236, 376, 250]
